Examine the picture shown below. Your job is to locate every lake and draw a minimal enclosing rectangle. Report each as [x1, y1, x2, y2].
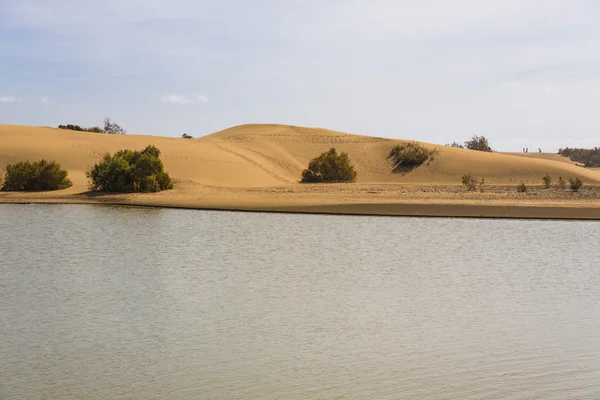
[1, 204, 600, 399]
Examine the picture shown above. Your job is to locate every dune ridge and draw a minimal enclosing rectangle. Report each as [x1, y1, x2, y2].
[2, 123, 600, 219]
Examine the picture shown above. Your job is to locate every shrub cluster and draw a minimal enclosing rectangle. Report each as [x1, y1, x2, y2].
[58, 124, 103, 133]
[58, 117, 125, 135]
[300, 148, 357, 183]
[388, 142, 437, 173]
[86, 145, 173, 192]
[447, 135, 494, 152]
[542, 174, 583, 192]
[517, 182, 527, 192]
[558, 147, 600, 167]
[1, 160, 72, 191]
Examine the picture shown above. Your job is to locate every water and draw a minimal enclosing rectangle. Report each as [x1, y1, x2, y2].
[1, 204, 600, 400]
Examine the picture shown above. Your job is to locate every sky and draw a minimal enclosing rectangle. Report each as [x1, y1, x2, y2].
[1, 0, 600, 151]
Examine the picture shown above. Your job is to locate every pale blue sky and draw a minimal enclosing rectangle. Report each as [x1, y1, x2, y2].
[1, 0, 600, 151]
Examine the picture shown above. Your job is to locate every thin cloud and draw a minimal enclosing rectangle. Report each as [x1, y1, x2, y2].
[160, 93, 208, 104]
[41, 97, 49, 104]
[0, 96, 22, 104]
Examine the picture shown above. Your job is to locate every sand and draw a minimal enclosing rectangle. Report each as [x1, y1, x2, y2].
[2, 124, 600, 219]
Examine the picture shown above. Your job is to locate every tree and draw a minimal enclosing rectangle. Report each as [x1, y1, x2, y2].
[1, 160, 72, 191]
[300, 148, 357, 183]
[86, 145, 173, 192]
[464, 135, 493, 152]
[558, 147, 600, 167]
[103, 117, 126, 135]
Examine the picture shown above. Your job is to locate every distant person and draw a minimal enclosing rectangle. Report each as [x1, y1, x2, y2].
[539, 148, 542, 153]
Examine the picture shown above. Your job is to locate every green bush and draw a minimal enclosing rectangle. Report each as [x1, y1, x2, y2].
[388, 142, 437, 173]
[300, 148, 357, 183]
[461, 174, 476, 191]
[569, 177, 583, 192]
[1, 160, 72, 191]
[517, 182, 527, 192]
[556, 176, 567, 189]
[86, 145, 173, 192]
[542, 173, 553, 188]
[464, 135, 493, 152]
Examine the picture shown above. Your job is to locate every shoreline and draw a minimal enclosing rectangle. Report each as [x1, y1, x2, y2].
[3, 193, 600, 220]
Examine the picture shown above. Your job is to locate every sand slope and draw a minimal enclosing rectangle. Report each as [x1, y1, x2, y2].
[2, 123, 600, 189]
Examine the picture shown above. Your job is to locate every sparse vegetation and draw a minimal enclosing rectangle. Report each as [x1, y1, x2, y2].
[557, 176, 567, 189]
[58, 117, 125, 134]
[542, 173, 553, 188]
[517, 182, 527, 192]
[464, 135, 493, 152]
[569, 177, 583, 192]
[300, 148, 357, 183]
[86, 145, 173, 193]
[558, 147, 600, 168]
[388, 142, 437, 173]
[446, 141, 464, 148]
[462, 174, 477, 191]
[479, 178, 486, 192]
[182, 133, 193, 139]
[102, 117, 126, 135]
[1, 160, 72, 191]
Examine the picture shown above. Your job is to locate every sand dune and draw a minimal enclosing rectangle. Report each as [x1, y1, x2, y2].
[504, 152, 583, 166]
[2, 123, 600, 218]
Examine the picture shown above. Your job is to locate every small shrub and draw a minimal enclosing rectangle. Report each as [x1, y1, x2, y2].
[182, 133, 193, 139]
[462, 174, 476, 191]
[86, 145, 173, 192]
[569, 177, 583, 192]
[1, 160, 72, 191]
[388, 142, 437, 173]
[542, 173, 553, 188]
[446, 141, 464, 148]
[517, 182, 527, 192]
[300, 148, 357, 183]
[479, 178, 486, 192]
[557, 176, 567, 189]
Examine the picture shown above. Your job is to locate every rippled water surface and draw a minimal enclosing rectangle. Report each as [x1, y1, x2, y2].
[2, 204, 600, 399]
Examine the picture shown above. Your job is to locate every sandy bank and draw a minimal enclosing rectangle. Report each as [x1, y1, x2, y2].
[2, 124, 600, 219]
